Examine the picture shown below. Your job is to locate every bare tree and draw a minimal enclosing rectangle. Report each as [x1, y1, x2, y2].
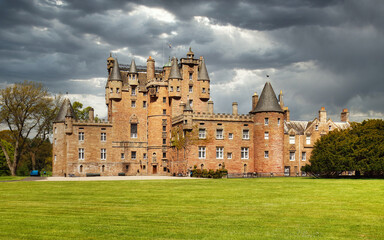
[0, 81, 60, 175]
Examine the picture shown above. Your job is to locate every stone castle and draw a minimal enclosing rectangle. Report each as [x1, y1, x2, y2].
[52, 49, 350, 177]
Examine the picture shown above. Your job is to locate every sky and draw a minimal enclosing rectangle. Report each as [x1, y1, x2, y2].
[1, 0, 383, 122]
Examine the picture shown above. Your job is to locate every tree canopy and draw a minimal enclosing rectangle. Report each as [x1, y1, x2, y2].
[303, 119, 384, 177]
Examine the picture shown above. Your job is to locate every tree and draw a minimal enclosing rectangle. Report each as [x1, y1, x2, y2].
[0, 81, 60, 175]
[72, 101, 98, 121]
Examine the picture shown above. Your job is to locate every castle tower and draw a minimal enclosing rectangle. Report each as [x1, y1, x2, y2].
[197, 57, 210, 100]
[128, 59, 138, 86]
[250, 82, 284, 176]
[106, 59, 122, 120]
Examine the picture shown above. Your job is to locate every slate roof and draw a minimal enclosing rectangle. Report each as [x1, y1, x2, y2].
[109, 59, 122, 81]
[128, 59, 137, 73]
[198, 58, 210, 81]
[54, 98, 76, 122]
[169, 57, 182, 79]
[250, 82, 283, 113]
[284, 121, 309, 134]
[334, 121, 350, 130]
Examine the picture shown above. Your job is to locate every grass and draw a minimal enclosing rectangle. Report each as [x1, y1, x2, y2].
[0, 176, 26, 181]
[0, 178, 383, 240]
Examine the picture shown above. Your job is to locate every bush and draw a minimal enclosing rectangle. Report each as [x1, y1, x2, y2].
[191, 165, 227, 178]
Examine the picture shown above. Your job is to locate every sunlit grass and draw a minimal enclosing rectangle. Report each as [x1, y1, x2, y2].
[0, 178, 383, 239]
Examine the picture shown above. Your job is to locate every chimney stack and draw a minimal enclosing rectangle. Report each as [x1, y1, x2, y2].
[319, 107, 327, 123]
[89, 108, 94, 121]
[232, 102, 238, 115]
[208, 100, 214, 114]
[341, 108, 349, 122]
[252, 92, 258, 111]
[147, 56, 155, 81]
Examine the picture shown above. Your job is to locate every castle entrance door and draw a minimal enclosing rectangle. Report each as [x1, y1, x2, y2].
[284, 166, 290, 176]
[153, 165, 157, 174]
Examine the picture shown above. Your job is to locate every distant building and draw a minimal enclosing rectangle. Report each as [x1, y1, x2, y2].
[52, 49, 350, 177]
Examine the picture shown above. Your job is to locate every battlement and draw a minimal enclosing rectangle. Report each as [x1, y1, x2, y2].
[172, 112, 253, 125]
[73, 119, 112, 126]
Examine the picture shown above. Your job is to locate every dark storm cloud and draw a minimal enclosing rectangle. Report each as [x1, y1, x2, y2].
[0, 0, 383, 120]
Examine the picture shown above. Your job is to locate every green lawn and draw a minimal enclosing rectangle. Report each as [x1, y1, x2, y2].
[0, 176, 26, 181]
[0, 178, 383, 240]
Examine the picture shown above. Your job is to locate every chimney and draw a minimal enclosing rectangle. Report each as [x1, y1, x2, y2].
[284, 108, 290, 122]
[252, 92, 258, 111]
[208, 100, 214, 114]
[89, 108, 94, 121]
[279, 90, 284, 109]
[147, 56, 155, 81]
[232, 102, 238, 115]
[319, 107, 327, 123]
[341, 108, 349, 122]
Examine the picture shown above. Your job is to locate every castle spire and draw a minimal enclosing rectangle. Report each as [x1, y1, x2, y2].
[169, 57, 182, 79]
[109, 59, 122, 81]
[198, 58, 210, 81]
[128, 59, 137, 74]
[54, 98, 77, 122]
[250, 82, 283, 113]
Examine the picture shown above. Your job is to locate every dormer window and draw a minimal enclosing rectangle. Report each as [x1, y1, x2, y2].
[329, 125, 332, 131]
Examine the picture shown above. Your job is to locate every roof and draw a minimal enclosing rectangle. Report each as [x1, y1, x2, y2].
[169, 57, 182, 79]
[334, 121, 350, 130]
[109, 59, 122, 81]
[284, 121, 309, 134]
[163, 57, 172, 67]
[250, 82, 283, 113]
[128, 59, 137, 73]
[54, 98, 77, 122]
[198, 58, 210, 81]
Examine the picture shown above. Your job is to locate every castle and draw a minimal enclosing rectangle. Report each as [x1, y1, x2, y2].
[52, 49, 350, 177]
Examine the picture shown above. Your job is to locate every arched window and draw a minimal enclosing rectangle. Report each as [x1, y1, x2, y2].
[80, 165, 83, 173]
[201, 164, 204, 170]
[102, 165, 105, 172]
[244, 164, 247, 173]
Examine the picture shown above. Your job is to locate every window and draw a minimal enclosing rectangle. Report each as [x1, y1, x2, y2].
[264, 132, 269, 140]
[189, 86, 193, 93]
[278, 118, 281, 125]
[290, 151, 295, 161]
[302, 152, 306, 161]
[329, 125, 332, 131]
[163, 152, 166, 158]
[143, 92, 147, 96]
[101, 132, 106, 142]
[163, 109, 166, 115]
[163, 126, 166, 132]
[102, 165, 105, 172]
[202, 88, 206, 93]
[242, 129, 249, 139]
[216, 147, 224, 159]
[176, 86, 180, 92]
[131, 151, 136, 159]
[143, 153, 147, 159]
[131, 123, 137, 138]
[116, 88, 120, 93]
[121, 153, 125, 159]
[162, 138, 166, 145]
[315, 125, 319, 130]
[54, 127, 57, 134]
[228, 133, 233, 139]
[227, 152, 232, 159]
[199, 129, 206, 139]
[198, 147, 206, 159]
[216, 129, 223, 139]
[80, 165, 83, 172]
[54, 155, 57, 162]
[241, 147, 249, 159]
[131, 100, 136, 108]
[170, 86, 173, 92]
[143, 101, 147, 108]
[289, 135, 295, 144]
[54, 138, 56, 144]
[264, 118, 269, 125]
[131, 86, 136, 96]
[79, 132, 84, 141]
[264, 151, 269, 158]
[78, 148, 84, 160]
[189, 100, 193, 107]
[101, 149, 106, 160]
[189, 73, 193, 80]
[163, 97, 166, 103]
[110, 88, 113, 93]
[306, 136, 311, 144]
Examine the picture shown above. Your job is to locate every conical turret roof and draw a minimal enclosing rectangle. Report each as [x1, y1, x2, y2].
[128, 59, 137, 73]
[54, 98, 77, 122]
[198, 58, 210, 81]
[109, 59, 122, 81]
[250, 82, 283, 113]
[169, 57, 182, 79]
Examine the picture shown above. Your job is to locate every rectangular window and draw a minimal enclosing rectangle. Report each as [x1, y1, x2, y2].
[199, 129, 206, 139]
[290, 151, 295, 161]
[264, 132, 269, 140]
[54, 127, 57, 134]
[198, 147, 206, 159]
[289, 135, 295, 144]
[329, 125, 332, 131]
[264, 151, 269, 158]
[216, 147, 224, 159]
[78, 148, 84, 160]
[163, 97, 166, 103]
[116, 88, 120, 93]
[202, 88, 206, 93]
[162, 138, 166, 145]
[131, 87, 136, 96]
[278, 118, 281, 125]
[143, 101, 147, 108]
[163, 152, 166, 158]
[170, 86, 173, 92]
[302, 152, 306, 161]
[227, 152, 232, 159]
[101, 132, 106, 142]
[143, 153, 147, 159]
[241, 147, 249, 159]
[143, 92, 147, 96]
[78, 132, 84, 141]
[189, 100, 193, 107]
[242, 129, 249, 139]
[264, 118, 269, 125]
[176, 86, 180, 92]
[163, 109, 166, 115]
[101, 149, 106, 160]
[131, 101, 136, 108]
[315, 125, 319, 130]
[216, 129, 223, 139]
[189, 86, 193, 93]
[131, 123, 137, 138]
[163, 126, 166, 132]
[110, 88, 113, 93]
[306, 136, 311, 144]
[189, 73, 193, 80]
[131, 151, 136, 159]
[121, 153, 125, 159]
[228, 133, 233, 139]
